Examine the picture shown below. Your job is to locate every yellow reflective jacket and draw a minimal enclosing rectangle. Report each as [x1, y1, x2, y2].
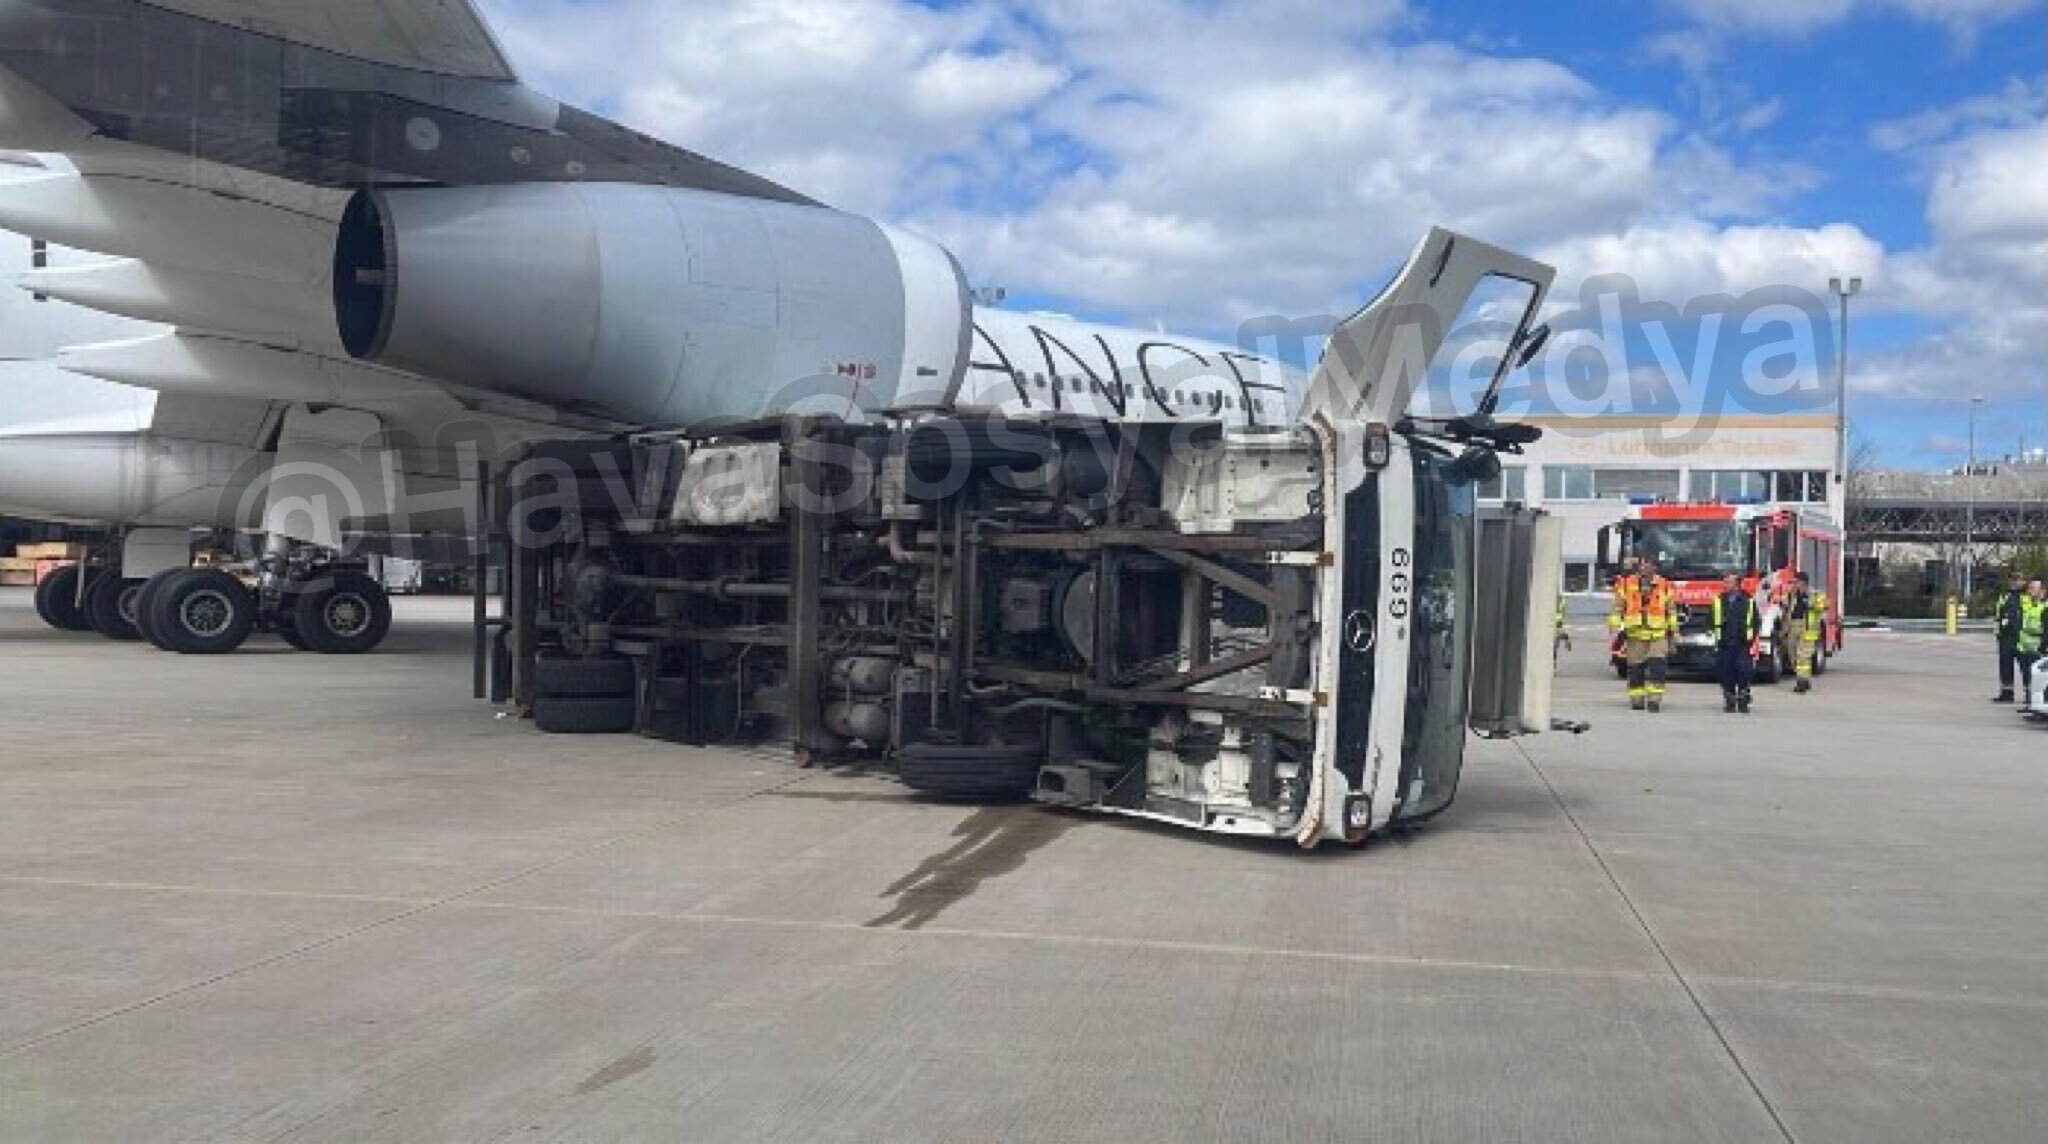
[1609, 574, 1677, 637]
[2020, 597, 2046, 656]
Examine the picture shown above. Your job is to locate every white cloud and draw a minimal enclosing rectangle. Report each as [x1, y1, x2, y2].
[1858, 110, 2048, 399]
[1537, 218, 1886, 307]
[487, 0, 1069, 213]
[1670, 0, 1856, 37]
[1667, 0, 2035, 38]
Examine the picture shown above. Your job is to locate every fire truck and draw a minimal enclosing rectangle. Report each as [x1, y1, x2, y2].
[1599, 503, 1844, 682]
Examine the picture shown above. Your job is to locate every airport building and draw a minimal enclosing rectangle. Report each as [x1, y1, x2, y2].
[1480, 414, 1846, 593]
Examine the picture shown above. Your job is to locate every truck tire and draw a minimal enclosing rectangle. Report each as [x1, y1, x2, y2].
[151, 568, 256, 655]
[897, 743, 1044, 801]
[291, 572, 393, 654]
[33, 564, 97, 632]
[134, 567, 192, 650]
[534, 694, 637, 734]
[1755, 641, 1782, 684]
[1812, 646, 1828, 676]
[85, 575, 146, 641]
[535, 655, 636, 698]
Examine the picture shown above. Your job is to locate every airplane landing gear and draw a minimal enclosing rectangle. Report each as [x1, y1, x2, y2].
[287, 570, 393, 655]
[85, 574, 147, 641]
[150, 568, 257, 655]
[33, 564, 98, 633]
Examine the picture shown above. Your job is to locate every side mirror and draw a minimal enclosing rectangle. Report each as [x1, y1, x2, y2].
[1445, 445, 1502, 487]
[1596, 526, 1614, 580]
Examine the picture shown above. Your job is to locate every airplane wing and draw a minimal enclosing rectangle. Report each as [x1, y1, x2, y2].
[143, 0, 520, 82]
[0, 1, 813, 201]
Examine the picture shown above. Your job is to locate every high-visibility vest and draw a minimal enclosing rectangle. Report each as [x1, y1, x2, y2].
[1997, 591, 2021, 641]
[1712, 592, 1757, 644]
[2020, 597, 2046, 655]
[1609, 574, 1676, 636]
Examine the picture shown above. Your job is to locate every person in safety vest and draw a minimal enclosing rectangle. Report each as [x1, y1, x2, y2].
[2016, 580, 2046, 712]
[1608, 554, 1678, 712]
[1714, 572, 1759, 714]
[1994, 571, 2026, 703]
[1786, 571, 1829, 694]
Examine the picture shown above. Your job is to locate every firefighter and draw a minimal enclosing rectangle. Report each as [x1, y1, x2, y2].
[2017, 581, 2047, 711]
[1994, 572, 2025, 703]
[1608, 554, 1677, 711]
[1713, 572, 1759, 714]
[1786, 571, 1828, 694]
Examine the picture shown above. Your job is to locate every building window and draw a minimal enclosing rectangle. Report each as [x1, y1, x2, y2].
[1593, 467, 1682, 502]
[1694, 469, 1829, 504]
[1544, 465, 1595, 501]
[1561, 561, 1595, 593]
[1694, 469, 1770, 501]
[1479, 465, 1528, 502]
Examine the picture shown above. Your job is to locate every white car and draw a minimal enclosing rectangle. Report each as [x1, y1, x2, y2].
[2024, 656, 2048, 718]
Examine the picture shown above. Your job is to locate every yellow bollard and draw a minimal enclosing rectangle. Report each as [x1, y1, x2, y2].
[1946, 596, 1959, 635]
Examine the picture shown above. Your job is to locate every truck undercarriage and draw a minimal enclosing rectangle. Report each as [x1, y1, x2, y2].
[490, 411, 1559, 847]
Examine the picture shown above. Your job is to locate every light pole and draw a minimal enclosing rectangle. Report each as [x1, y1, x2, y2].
[1966, 395, 1984, 596]
[1830, 277, 1862, 499]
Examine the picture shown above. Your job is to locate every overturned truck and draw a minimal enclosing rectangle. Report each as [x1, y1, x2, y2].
[486, 231, 1566, 847]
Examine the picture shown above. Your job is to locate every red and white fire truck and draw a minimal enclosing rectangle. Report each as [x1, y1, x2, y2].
[1600, 503, 1844, 682]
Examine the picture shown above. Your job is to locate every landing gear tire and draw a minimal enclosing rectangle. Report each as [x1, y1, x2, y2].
[896, 743, 1044, 801]
[533, 695, 637, 734]
[151, 568, 256, 655]
[85, 575, 146, 641]
[134, 567, 191, 649]
[290, 572, 392, 655]
[32, 564, 97, 632]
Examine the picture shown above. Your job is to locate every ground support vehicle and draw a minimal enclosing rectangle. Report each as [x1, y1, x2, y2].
[484, 412, 1563, 847]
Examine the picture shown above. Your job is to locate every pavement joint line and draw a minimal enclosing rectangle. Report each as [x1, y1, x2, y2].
[0, 769, 819, 1062]
[13, 872, 2048, 1017]
[1515, 739, 1801, 1144]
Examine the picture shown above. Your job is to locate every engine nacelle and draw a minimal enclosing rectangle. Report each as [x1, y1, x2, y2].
[334, 184, 973, 429]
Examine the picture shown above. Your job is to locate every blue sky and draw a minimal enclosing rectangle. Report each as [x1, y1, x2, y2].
[483, 0, 2047, 471]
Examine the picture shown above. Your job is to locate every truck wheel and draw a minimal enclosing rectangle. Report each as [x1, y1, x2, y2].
[85, 575, 146, 641]
[1812, 646, 1828, 676]
[897, 743, 1044, 801]
[134, 568, 192, 649]
[534, 695, 637, 734]
[291, 572, 392, 654]
[151, 568, 256, 655]
[536, 654, 636, 698]
[33, 565, 97, 632]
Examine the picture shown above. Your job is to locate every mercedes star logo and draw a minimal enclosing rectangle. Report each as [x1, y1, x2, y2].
[1343, 608, 1376, 653]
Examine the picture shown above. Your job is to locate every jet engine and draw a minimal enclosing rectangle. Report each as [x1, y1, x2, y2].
[333, 184, 974, 429]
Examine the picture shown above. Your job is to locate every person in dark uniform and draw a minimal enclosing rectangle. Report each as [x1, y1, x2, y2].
[1994, 572, 2025, 703]
[1713, 572, 1758, 714]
